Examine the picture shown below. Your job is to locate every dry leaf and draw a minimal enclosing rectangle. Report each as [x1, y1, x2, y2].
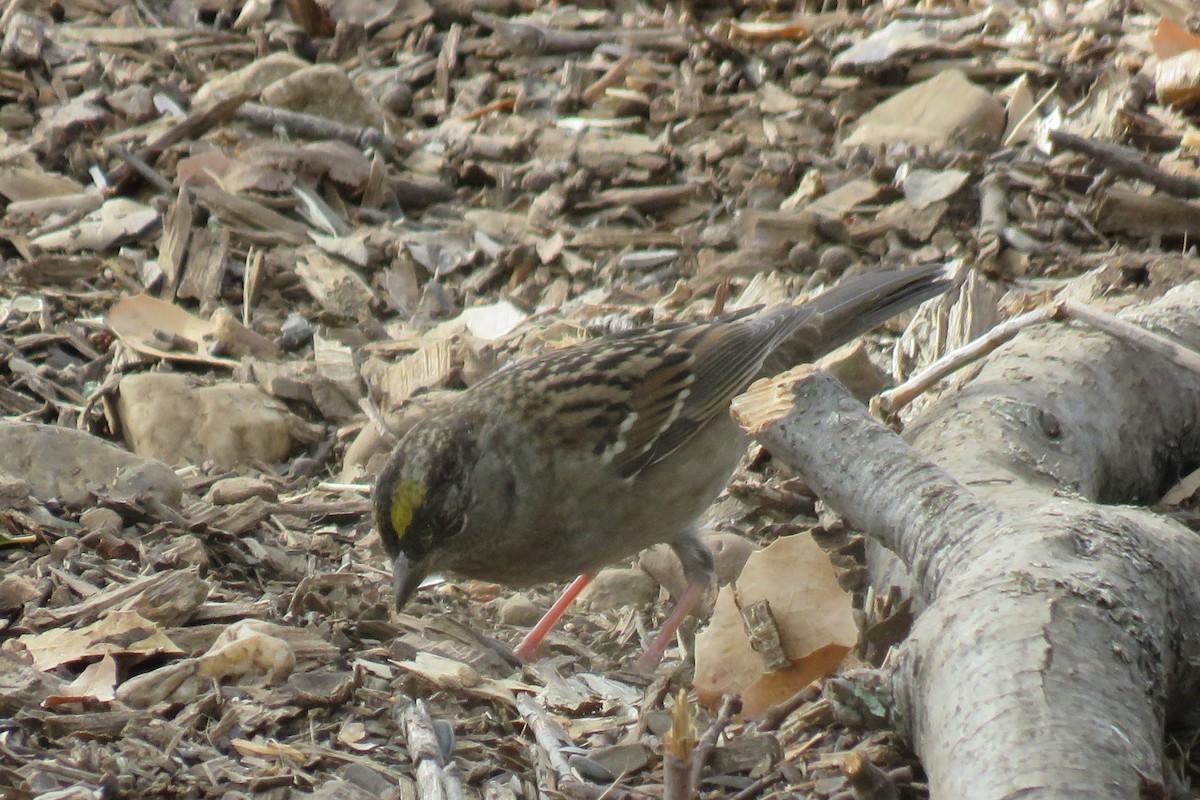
[456, 301, 528, 340]
[45, 654, 119, 705]
[31, 198, 159, 251]
[1149, 17, 1200, 60]
[1156, 50, 1200, 107]
[694, 533, 856, 715]
[105, 294, 237, 367]
[231, 737, 307, 764]
[16, 610, 183, 671]
[337, 720, 376, 751]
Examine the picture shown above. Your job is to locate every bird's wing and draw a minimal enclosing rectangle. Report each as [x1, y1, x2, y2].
[623, 308, 816, 475]
[501, 308, 812, 479]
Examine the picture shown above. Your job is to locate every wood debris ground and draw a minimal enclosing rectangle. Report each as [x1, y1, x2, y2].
[1, 0, 1200, 797]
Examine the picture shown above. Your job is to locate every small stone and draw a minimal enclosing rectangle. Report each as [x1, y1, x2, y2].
[288, 670, 355, 707]
[79, 507, 122, 534]
[786, 242, 818, 272]
[52, 536, 79, 555]
[112, 460, 183, 506]
[151, 534, 209, 572]
[708, 533, 758, 585]
[496, 593, 543, 626]
[0, 474, 32, 505]
[817, 244, 856, 275]
[209, 476, 279, 505]
[193, 51, 309, 107]
[381, 83, 413, 116]
[279, 313, 313, 351]
[261, 64, 387, 130]
[841, 69, 1005, 151]
[589, 743, 651, 777]
[118, 373, 299, 469]
[0, 421, 182, 509]
[577, 567, 657, 612]
[815, 216, 848, 242]
[639, 546, 685, 599]
[640, 533, 759, 600]
[0, 575, 39, 613]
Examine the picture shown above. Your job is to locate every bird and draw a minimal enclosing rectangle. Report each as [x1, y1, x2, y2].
[373, 263, 953, 670]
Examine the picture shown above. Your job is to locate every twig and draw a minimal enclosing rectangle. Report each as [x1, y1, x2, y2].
[399, 699, 462, 800]
[107, 145, 173, 193]
[359, 398, 398, 444]
[710, 278, 731, 317]
[235, 101, 401, 153]
[109, 93, 249, 191]
[875, 303, 1065, 415]
[976, 172, 1006, 261]
[757, 681, 822, 731]
[515, 695, 576, 787]
[474, 12, 687, 54]
[663, 689, 696, 800]
[1061, 299, 1200, 376]
[728, 731, 825, 800]
[839, 749, 898, 800]
[689, 694, 741, 789]
[877, 297, 1200, 415]
[1049, 129, 1200, 199]
[460, 96, 517, 121]
[582, 54, 636, 104]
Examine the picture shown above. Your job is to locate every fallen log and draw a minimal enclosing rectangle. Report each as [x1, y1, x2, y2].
[731, 283, 1200, 799]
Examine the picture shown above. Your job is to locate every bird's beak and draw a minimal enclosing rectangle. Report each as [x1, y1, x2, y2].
[392, 552, 426, 610]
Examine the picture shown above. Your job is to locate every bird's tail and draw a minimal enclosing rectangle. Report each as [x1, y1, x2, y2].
[763, 262, 956, 372]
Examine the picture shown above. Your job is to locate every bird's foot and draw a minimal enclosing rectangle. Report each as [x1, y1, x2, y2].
[634, 579, 706, 672]
[513, 572, 594, 661]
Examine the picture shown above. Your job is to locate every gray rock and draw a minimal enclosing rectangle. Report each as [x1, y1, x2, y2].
[208, 476, 278, 505]
[578, 567, 658, 611]
[118, 373, 299, 469]
[0, 421, 182, 508]
[496, 593, 543, 626]
[841, 69, 1005, 151]
[79, 507, 122, 534]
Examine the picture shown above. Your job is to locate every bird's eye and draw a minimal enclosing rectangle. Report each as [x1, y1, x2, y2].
[389, 479, 427, 540]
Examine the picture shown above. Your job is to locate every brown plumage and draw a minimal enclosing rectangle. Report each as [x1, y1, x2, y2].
[374, 263, 952, 668]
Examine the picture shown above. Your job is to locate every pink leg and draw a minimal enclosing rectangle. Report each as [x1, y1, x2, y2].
[513, 573, 594, 661]
[635, 580, 706, 672]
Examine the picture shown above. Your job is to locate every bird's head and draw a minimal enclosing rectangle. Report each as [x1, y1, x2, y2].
[372, 417, 478, 609]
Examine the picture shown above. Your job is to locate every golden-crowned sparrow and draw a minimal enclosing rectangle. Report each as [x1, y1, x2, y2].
[374, 263, 952, 668]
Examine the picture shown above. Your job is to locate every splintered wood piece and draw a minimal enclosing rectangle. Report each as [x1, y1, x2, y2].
[176, 226, 229, 310]
[731, 364, 819, 436]
[109, 93, 250, 191]
[159, 187, 194, 293]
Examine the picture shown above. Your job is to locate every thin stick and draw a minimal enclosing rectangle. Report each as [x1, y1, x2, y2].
[878, 296, 1200, 415]
[875, 303, 1066, 414]
[1061, 299, 1200, 376]
[400, 699, 462, 800]
[689, 694, 741, 789]
[757, 681, 822, 731]
[842, 749, 898, 800]
[1050, 129, 1200, 199]
[582, 54, 636, 104]
[235, 101, 399, 153]
[516, 695, 576, 787]
[662, 689, 696, 800]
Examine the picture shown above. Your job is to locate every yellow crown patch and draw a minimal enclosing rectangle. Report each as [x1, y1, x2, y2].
[389, 479, 427, 539]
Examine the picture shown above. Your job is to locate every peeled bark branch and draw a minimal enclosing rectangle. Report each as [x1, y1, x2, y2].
[732, 283, 1200, 799]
